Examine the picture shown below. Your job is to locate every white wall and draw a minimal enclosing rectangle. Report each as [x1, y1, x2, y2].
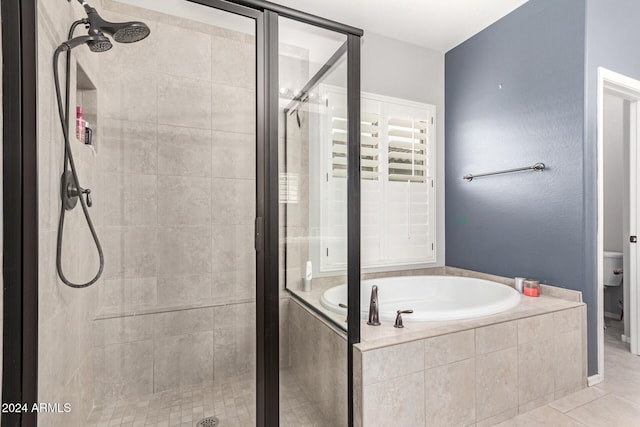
[603, 92, 626, 319]
[361, 32, 445, 267]
[603, 93, 625, 252]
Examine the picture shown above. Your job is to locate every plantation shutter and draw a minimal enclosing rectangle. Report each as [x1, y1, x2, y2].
[330, 108, 381, 180]
[319, 86, 436, 271]
[385, 102, 435, 264]
[387, 117, 429, 183]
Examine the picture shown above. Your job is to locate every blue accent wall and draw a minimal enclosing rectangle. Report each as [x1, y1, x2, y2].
[445, 0, 593, 370]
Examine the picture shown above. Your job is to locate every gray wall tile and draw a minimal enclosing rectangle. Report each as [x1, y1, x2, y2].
[158, 75, 212, 129]
[518, 313, 554, 344]
[157, 176, 212, 226]
[153, 331, 214, 392]
[156, 275, 212, 305]
[101, 71, 157, 123]
[100, 119, 157, 175]
[156, 23, 212, 81]
[362, 340, 424, 385]
[476, 321, 517, 354]
[213, 303, 256, 380]
[476, 347, 518, 421]
[424, 358, 476, 427]
[211, 131, 255, 180]
[363, 371, 425, 426]
[424, 329, 475, 369]
[211, 35, 255, 89]
[211, 84, 255, 133]
[94, 340, 154, 402]
[519, 339, 554, 405]
[211, 178, 255, 224]
[154, 307, 214, 337]
[158, 125, 212, 177]
[92, 315, 154, 347]
[100, 277, 157, 308]
[157, 226, 212, 277]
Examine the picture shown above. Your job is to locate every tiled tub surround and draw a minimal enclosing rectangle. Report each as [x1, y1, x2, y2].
[352, 285, 587, 425]
[289, 298, 348, 426]
[286, 268, 587, 426]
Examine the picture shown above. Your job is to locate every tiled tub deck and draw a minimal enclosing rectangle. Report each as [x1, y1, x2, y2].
[354, 295, 587, 426]
[291, 270, 587, 427]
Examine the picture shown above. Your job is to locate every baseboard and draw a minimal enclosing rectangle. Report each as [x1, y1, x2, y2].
[588, 374, 603, 386]
[604, 311, 622, 319]
[621, 334, 631, 343]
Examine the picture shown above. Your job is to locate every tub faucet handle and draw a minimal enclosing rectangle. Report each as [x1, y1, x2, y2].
[367, 285, 381, 326]
[394, 310, 413, 328]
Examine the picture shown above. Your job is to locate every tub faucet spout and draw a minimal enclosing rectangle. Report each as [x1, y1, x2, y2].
[367, 285, 381, 326]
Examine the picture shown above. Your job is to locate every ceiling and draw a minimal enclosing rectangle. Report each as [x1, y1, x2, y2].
[273, 0, 529, 52]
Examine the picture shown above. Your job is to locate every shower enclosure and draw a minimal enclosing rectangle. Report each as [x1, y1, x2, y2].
[2, 0, 361, 426]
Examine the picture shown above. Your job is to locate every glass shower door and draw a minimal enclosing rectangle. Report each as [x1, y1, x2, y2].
[278, 16, 350, 427]
[35, 1, 258, 425]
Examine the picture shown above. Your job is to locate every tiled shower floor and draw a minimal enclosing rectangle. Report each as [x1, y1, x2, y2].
[86, 369, 328, 427]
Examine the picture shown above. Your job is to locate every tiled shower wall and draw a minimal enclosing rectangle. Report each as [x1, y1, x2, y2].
[37, 1, 103, 425]
[90, 0, 261, 404]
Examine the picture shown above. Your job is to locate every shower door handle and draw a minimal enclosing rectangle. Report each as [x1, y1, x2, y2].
[254, 217, 264, 252]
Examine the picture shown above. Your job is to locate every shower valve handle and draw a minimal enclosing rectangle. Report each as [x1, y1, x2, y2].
[69, 186, 92, 207]
[63, 171, 93, 210]
[82, 188, 93, 207]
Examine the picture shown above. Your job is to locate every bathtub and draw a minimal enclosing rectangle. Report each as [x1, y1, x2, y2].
[320, 275, 521, 322]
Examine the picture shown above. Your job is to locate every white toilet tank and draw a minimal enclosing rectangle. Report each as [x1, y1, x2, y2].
[604, 251, 623, 287]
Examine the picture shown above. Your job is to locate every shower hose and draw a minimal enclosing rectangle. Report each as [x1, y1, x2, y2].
[53, 20, 104, 288]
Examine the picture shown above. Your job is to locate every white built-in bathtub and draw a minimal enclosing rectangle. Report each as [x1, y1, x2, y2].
[320, 275, 521, 322]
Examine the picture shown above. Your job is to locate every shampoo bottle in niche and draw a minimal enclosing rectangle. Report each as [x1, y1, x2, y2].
[76, 106, 86, 143]
[84, 122, 93, 145]
[302, 261, 312, 292]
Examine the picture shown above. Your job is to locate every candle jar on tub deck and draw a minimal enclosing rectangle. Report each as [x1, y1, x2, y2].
[523, 280, 540, 297]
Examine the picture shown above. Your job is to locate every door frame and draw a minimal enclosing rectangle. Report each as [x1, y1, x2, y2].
[596, 67, 640, 383]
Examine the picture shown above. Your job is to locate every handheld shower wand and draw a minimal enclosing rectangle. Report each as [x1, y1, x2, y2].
[54, 2, 150, 288]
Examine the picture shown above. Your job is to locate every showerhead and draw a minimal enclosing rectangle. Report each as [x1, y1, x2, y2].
[82, 2, 150, 44]
[88, 38, 114, 53]
[61, 34, 112, 52]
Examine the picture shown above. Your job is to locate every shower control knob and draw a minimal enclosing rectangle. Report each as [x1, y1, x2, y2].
[82, 188, 92, 207]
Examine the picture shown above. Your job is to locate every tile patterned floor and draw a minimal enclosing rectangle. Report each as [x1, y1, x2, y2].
[87, 321, 640, 426]
[86, 369, 327, 427]
[496, 319, 640, 426]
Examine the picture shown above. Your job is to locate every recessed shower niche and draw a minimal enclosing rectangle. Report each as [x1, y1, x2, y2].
[75, 62, 98, 151]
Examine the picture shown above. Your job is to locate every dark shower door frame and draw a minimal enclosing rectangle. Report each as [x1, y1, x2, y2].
[1, 0, 361, 426]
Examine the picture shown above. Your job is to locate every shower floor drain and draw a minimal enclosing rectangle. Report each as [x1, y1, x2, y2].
[195, 416, 219, 427]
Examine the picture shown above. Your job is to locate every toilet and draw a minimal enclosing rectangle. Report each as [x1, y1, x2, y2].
[604, 251, 623, 287]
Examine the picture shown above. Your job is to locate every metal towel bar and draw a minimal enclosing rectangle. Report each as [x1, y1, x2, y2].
[463, 162, 545, 182]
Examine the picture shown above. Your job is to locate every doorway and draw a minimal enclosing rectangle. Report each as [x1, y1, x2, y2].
[597, 67, 640, 382]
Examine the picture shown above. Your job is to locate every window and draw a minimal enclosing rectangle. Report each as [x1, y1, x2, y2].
[318, 86, 436, 271]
